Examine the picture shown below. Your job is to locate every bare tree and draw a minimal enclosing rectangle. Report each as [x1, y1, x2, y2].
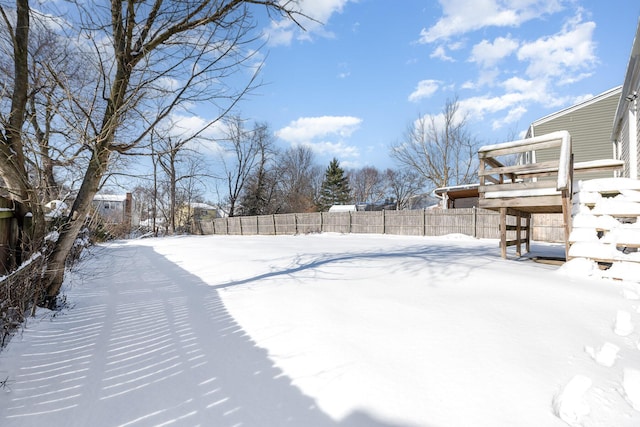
[0, 0, 43, 263]
[239, 122, 278, 215]
[0, 1, 307, 306]
[384, 168, 425, 210]
[276, 145, 321, 213]
[390, 97, 478, 192]
[218, 116, 265, 217]
[349, 166, 386, 205]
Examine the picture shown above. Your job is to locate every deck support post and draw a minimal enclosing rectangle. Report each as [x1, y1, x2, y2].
[500, 207, 507, 259]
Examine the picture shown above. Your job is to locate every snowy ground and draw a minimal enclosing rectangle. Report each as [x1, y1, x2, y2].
[1, 233, 639, 427]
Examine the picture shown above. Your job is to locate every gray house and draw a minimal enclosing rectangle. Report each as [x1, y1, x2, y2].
[92, 193, 139, 228]
[525, 86, 622, 180]
[612, 17, 640, 180]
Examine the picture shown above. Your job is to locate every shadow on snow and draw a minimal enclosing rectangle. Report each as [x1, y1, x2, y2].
[0, 244, 424, 427]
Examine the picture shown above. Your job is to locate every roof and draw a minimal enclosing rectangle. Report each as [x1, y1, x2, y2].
[93, 194, 128, 202]
[434, 183, 479, 199]
[190, 202, 217, 210]
[529, 86, 621, 132]
[328, 205, 357, 212]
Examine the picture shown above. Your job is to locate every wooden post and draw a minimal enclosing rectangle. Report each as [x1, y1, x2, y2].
[525, 214, 531, 253]
[562, 190, 572, 260]
[382, 210, 386, 235]
[472, 206, 477, 238]
[500, 207, 507, 258]
[515, 211, 522, 257]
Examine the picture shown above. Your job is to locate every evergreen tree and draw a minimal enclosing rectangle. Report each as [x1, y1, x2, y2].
[318, 158, 352, 211]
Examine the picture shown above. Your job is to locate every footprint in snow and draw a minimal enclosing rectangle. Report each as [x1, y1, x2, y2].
[585, 342, 620, 367]
[614, 310, 634, 336]
[553, 375, 592, 426]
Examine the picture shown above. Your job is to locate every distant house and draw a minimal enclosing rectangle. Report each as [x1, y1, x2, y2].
[328, 204, 359, 213]
[180, 202, 221, 222]
[92, 193, 139, 228]
[44, 200, 69, 219]
[525, 86, 622, 180]
[612, 18, 640, 180]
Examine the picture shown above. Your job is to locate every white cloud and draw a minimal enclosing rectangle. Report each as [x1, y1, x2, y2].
[264, 0, 354, 46]
[264, 19, 295, 47]
[470, 36, 519, 68]
[308, 140, 360, 158]
[430, 45, 454, 61]
[517, 19, 596, 80]
[442, 9, 599, 132]
[276, 116, 362, 159]
[458, 91, 538, 124]
[408, 79, 441, 102]
[277, 116, 362, 141]
[492, 105, 527, 130]
[419, 0, 564, 43]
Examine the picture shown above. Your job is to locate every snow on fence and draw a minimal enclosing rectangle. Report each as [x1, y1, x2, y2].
[195, 208, 515, 239]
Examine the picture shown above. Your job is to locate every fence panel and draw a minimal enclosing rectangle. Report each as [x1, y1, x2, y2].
[476, 209, 501, 239]
[257, 215, 276, 235]
[274, 214, 297, 235]
[296, 213, 322, 234]
[321, 212, 350, 233]
[384, 210, 424, 236]
[212, 218, 226, 234]
[240, 216, 258, 235]
[532, 213, 565, 242]
[350, 211, 384, 234]
[426, 209, 473, 236]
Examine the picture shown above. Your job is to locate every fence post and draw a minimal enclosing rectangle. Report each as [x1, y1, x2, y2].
[382, 210, 386, 234]
[472, 206, 477, 238]
[422, 209, 426, 236]
[295, 213, 298, 234]
[272, 214, 276, 235]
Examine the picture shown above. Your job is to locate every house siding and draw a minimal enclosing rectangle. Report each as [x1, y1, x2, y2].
[531, 88, 621, 180]
[612, 18, 640, 180]
[620, 118, 630, 178]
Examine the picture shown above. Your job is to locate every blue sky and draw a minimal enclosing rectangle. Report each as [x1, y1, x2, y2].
[226, 0, 640, 171]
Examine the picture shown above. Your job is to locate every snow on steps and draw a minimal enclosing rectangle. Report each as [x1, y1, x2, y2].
[568, 178, 640, 282]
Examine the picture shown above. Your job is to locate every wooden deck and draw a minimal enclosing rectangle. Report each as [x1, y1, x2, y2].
[478, 131, 573, 259]
[478, 131, 625, 259]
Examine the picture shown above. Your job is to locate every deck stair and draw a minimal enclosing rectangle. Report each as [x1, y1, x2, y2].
[568, 178, 640, 282]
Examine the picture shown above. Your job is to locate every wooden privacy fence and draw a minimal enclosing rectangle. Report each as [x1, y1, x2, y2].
[195, 208, 516, 239]
[194, 208, 566, 241]
[0, 197, 17, 275]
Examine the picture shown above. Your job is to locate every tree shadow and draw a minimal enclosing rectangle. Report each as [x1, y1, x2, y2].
[208, 241, 499, 290]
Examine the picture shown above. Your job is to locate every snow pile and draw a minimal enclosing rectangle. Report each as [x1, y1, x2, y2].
[1, 234, 639, 427]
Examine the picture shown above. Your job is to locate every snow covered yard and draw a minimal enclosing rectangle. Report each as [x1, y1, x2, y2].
[1, 233, 639, 427]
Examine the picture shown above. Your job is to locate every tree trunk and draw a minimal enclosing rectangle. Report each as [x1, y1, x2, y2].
[42, 146, 111, 307]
